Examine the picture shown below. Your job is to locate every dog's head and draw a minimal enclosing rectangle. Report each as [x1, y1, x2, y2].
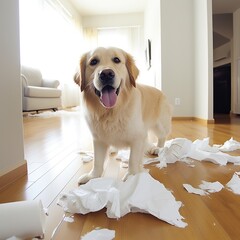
[74, 47, 139, 109]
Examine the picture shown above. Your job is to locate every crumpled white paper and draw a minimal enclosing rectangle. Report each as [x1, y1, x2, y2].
[226, 172, 240, 195]
[153, 138, 192, 168]
[58, 172, 187, 228]
[217, 138, 240, 152]
[188, 138, 240, 165]
[79, 137, 240, 169]
[81, 228, 115, 240]
[143, 137, 240, 168]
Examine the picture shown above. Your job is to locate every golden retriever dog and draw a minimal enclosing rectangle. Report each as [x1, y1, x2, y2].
[74, 47, 172, 184]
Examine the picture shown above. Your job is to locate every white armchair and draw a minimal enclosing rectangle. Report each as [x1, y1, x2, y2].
[21, 66, 62, 112]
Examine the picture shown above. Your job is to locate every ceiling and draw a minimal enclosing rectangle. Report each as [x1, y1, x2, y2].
[69, 0, 147, 16]
[212, 0, 240, 14]
[69, 0, 240, 16]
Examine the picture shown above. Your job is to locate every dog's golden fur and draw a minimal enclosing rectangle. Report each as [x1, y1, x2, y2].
[74, 47, 172, 184]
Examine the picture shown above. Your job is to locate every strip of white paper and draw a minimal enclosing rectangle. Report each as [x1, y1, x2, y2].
[58, 172, 187, 228]
[199, 181, 224, 193]
[183, 184, 208, 196]
[81, 228, 115, 240]
[183, 180, 224, 195]
[0, 200, 46, 239]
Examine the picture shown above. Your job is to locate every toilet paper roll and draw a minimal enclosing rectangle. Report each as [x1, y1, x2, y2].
[0, 200, 46, 239]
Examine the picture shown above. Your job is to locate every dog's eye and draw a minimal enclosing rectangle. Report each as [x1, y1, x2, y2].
[90, 58, 99, 66]
[113, 57, 121, 64]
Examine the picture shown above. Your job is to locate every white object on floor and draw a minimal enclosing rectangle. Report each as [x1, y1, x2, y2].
[79, 151, 94, 163]
[143, 137, 240, 168]
[81, 228, 115, 240]
[217, 137, 240, 152]
[199, 181, 224, 193]
[0, 200, 46, 239]
[188, 138, 240, 165]
[116, 149, 130, 163]
[63, 216, 74, 223]
[80, 137, 240, 169]
[183, 180, 224, 195]
[226, 173, 240, 195]
[183, 184, 208, 196]
[58, 172, 187, 228]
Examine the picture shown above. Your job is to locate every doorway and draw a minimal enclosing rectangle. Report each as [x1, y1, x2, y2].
[213, 63, 231, 115]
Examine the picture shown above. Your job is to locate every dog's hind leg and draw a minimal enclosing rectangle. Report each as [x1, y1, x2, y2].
[146, 118, 171, 156]
[78, 140, 108, 185]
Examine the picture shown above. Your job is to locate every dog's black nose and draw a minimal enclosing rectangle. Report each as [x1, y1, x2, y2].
[99, 69, 115, 85]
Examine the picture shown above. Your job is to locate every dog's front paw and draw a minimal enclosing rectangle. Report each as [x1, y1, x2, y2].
[78, 171, 100, 185]
[122, 172, 132, 182]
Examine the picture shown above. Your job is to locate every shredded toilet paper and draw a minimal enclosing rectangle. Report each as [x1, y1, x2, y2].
[183, 184, 208, 196]
[183, 181, 224, 195]
[81, 228, 115, 240]
[58, 172, 187, 228]
[142, 137, 240, 168]
[199, 181, 224, 193]
[217, 138, 240, 152]
[226, 172, 240, 195]
[79, 137, 240, 169]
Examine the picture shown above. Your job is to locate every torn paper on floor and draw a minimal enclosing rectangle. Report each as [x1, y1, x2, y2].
[217, 138, 240, 152]
[79, 137, 240, 170]
[226, 172, 240, 195]
[183, 181, 224, 196]
[183, 184, 208, 196]
[143, 137, 240, 169]
[58, 172, 187, 228]
[199, 181, 224, 193]
[79, 151, 94, 163]
[81, 228, 115, 240]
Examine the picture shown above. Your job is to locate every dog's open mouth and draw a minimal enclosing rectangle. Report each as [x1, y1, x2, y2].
[95, 85, 120, 108]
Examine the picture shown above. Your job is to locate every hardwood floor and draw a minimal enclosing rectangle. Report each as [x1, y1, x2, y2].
[1, 110, 240, 240]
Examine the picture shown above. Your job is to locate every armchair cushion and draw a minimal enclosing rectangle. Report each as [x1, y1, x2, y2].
[24, 86, 61, 98]
[42, 79, 60, 88]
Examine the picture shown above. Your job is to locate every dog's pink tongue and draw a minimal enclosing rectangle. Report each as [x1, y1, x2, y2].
[101, 87, 117, 108]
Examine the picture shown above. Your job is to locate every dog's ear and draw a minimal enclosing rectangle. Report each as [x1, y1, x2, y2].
[126, 52, 139, 87]
[74, 53, 87, 92]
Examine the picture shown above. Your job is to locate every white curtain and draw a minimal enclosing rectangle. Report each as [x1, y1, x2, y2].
[19, 0, 82, 108]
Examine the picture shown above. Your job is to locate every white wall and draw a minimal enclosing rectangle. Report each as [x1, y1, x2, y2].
[83, 13, 143, 28]
[144, 0, 161, 88]
[0, 0, 25, 176]
[193, 0, 214, 121]
[160, 0, 195, 117]
[148, 0, 213, 120]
